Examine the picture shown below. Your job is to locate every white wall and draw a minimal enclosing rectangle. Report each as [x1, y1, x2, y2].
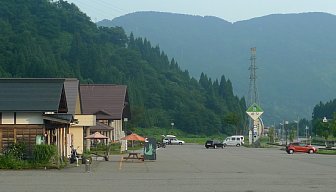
[2, 112, 14, 124]
[74, 115, 96, 126]
[16, 112, 44, 124]
[1, 112, 43, 124]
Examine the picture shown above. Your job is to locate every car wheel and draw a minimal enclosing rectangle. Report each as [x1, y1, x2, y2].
[223, 144, 227, 147]
[308, 149, 314, 154]
[179, 142, 182, 145]
[289, 149, 294, 154]
[236, 143, 240, 147]
[206, 146, 209, 149]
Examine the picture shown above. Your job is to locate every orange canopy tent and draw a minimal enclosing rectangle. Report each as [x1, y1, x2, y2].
[121, 133, 146, 150]
[121, 133, 145, 141]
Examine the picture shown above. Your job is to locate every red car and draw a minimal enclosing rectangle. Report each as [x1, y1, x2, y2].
[286, 142, 317, 154]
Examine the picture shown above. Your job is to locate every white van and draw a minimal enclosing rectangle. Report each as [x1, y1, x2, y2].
[223, 135, 244, 147]
[162, 135, 185, 145]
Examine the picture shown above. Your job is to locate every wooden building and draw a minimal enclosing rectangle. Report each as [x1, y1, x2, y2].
[63, 79, 95, 156]
[0, 78, 74, 158]
[80, 84, 131, 149]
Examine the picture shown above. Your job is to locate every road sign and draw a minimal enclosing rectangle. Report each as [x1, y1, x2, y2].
[246, 103, 264, 120]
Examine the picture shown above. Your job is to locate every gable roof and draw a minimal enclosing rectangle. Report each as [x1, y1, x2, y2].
[89, 122, 114, 131]
[0, 78, 68, 112]
[80, 84, 131, 120]
[64, 78, 80, 114]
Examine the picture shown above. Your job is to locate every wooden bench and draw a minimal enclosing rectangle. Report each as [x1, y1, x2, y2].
[123, 152, 144, 161]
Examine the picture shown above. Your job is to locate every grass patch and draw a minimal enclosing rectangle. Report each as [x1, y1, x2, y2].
[317, 149, 336, 155]
[180, 137, 208, 145]
[132, 127, 227, 144]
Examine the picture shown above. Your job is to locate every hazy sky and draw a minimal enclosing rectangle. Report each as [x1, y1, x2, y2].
[65, 0, 336, 22]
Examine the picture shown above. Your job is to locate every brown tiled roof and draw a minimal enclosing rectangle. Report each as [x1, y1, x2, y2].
[80, 84, 131, 120]
[89, 122, 114, 131]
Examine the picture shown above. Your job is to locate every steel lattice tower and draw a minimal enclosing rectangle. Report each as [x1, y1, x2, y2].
[248, 47, 261, 144]
[248, 47, 259, 106]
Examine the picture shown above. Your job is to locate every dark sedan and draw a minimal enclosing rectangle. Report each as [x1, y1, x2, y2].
[205, 140, 224, 149]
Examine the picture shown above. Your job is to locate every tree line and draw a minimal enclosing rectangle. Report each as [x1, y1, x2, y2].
[312, 100, 336, 140]
[0, 0, 247, 135]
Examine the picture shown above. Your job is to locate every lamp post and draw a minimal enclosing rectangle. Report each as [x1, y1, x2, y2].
[294, 118, 299, 142]
[285, 121, 289, 145]
[279, 122, 283, 144]
[322, 117, 329, 147]
[123, 118, 128, 134]
[305, 126, 309, 144]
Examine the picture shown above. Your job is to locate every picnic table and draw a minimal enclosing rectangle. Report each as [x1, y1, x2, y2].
[123, 152, 144, 161]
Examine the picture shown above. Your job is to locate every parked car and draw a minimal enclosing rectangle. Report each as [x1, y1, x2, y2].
[205, 140, 224, 149]
[223, 135, 244, 147]
[162, 135, 185, 145]
[286, 142, 317, 154]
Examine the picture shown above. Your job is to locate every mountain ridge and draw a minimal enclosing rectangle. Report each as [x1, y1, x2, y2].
[98, 11, 336, 124]
[0, 0, 247, 135]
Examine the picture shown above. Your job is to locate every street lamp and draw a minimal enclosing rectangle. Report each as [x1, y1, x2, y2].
[285, 121, 289, 145]
[305, 126, 309, 144]
[123, 118, 128, 134]
[322, 117, 330, 147]
[294, 118, 299, 142]
[171, 122, 174, 129]
[279, 122, 284, 144]
[323, 117, 328, 123]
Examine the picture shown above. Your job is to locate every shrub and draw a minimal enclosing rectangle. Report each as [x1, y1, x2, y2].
[0, 154, 29, 169]
[33, 144, 57, 165]
[3, 142, 26, 160]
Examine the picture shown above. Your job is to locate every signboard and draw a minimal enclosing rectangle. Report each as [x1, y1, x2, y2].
[246, 103, 264, 120]
[36, 135, 45, 145]
[144, 138, 157, 160]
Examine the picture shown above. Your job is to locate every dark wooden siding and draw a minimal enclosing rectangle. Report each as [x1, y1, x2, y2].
[0, 125, 44, 155]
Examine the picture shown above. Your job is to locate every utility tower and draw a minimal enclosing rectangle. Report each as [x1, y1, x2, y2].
[249, 47, 258, 105]
[246, 47, 264, 144]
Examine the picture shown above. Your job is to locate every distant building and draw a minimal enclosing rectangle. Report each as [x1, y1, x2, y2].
[80, 84, 131, 150]
[0, 78, 75, 158]
[0, 78, 130, 158]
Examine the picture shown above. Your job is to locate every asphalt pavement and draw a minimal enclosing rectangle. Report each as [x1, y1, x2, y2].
[1, 144, 336, 192]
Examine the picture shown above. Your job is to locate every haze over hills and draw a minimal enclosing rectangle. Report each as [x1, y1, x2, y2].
[0, 0, 247, 135]
[98, 11, 336, 124]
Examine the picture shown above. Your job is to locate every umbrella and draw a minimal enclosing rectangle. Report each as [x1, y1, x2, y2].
[121, 133, 146, 150]
[84, 132, 109, 139]
[84, 132, 109, 155]
[121, 133, 145, 142]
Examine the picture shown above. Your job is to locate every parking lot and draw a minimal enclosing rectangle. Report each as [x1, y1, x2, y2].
[1, 144, 336, 192]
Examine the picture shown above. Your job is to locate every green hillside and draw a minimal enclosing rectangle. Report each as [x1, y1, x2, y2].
[99, 11, 336, 124]
[0, 0, 247, 135]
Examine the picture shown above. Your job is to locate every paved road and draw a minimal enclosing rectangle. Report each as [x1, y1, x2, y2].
[1, 144, 336, 192]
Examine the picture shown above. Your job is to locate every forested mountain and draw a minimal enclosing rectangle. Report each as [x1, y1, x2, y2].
[0, 0, 247, 135]
[98, 11, 336, 124]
